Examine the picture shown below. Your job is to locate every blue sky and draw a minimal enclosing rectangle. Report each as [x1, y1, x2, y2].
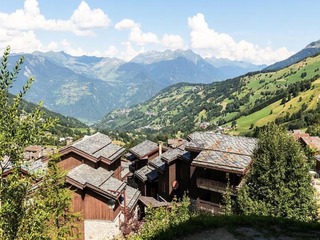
[0, 0, 319, 64]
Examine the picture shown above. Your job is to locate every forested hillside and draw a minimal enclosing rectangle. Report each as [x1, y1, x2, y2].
[96, 53, 320, 136]
[17, 94, 87, 141]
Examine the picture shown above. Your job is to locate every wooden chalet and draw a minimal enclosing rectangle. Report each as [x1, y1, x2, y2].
[186, 132, 257, 213]
[126, 140, 163, 173]
[57, 132, 141, 240]
[292, 130, 320, 172]
[125, 132, 258, 215]
[59, 132, 124, 179]
[134, 140, 191, 202]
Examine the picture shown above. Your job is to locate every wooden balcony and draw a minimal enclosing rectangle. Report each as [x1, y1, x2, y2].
[195, 198, 224, 214]
[196, 177, 238, 196]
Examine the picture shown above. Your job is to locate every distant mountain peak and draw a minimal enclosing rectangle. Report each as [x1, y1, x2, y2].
[131, 49, 202, 64]
[264, 39, 320, 71]
[306, 39, 320, 48]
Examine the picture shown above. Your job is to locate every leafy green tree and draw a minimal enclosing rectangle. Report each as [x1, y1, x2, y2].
[0, 47, 78, 239]
[238, 124, 317, 222]
[20, 155, 80, 239]
[222, 180, 232, 216]
[130, 195, 190, 240]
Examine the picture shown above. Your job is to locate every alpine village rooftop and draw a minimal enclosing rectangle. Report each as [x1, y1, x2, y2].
[16, 130, 320, 239]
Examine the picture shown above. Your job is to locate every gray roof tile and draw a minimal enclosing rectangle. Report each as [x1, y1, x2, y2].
[135, 165, 158, 182]
[187, 132, 257, 156]
[67, 164, 125, 198]
[149, 155, 165, 172]
[129, 140, 158, 159]
[192, 150, 253, 174]
[188, 132, 257, 174]
[125, 185, 140, 210]
[72, 132, 125, 161]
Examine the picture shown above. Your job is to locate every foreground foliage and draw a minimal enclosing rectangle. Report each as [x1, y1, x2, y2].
[0, 47, 78, 239]
[129, 196, 190, 240]
[129, 208, 320, 240]
[238, 124, 317, 221]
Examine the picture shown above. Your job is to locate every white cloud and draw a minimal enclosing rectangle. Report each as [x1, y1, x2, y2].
[0, 30, 42, 53]
[115, 19, 139, 30]
[115, 18, 159, 45]
[0, 0, 110, 36]
[0, 0, 112, 55]
[105, 45, 118, 58]
[119, 42, 144, 61]
[188, 13, 293, 64]
[162, 34, 184, 50]
[70, 1, 110, 30]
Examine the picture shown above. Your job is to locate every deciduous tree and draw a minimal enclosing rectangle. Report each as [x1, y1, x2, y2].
[238, 124, 317, 222]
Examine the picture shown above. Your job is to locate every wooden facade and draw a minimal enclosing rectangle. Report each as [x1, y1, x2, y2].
[58, 152, 95, 171]
[55, 133, 139, 240]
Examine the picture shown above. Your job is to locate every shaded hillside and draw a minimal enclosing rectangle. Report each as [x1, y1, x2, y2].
[8, 50, 265, 122]
[18, 95, 87, 129]
[96, 54, 320, 136]
[264, 39, 320, 71]
[13, 94, 87, 142]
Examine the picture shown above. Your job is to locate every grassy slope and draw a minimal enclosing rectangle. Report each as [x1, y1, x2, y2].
[96, 54, 320, 135]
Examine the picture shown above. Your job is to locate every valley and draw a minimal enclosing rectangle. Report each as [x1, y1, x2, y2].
[96, 42, 320, 137]
[8, 49, 265, 123]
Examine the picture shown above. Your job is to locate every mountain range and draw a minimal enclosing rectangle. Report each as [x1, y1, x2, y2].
[264, 40, 320, 71]
[96, 40, 320, 135]
[8, 49, 266, 123]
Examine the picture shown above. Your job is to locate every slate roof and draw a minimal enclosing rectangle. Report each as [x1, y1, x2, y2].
[21, 159, 47, 176]
[187, 132, 257, 174]
[135, 165, 159, 182]
[161, 147, 186, 164]
[292, 130, 310, 140]
[149, 155, 165, 172]
[187, 131, 257, 156]
[139, 196, 171, 208]
[125, 185, 141, 210]
[129, 140, 158, 159]
[70, 132, 125, 161]
[300, 136, 320, 152]
[149, 143, 187, 171]
[66, 164, 126, 199]
[192, 150, 253, 174]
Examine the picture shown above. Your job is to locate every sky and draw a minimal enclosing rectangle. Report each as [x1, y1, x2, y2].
[0, 0, 319, 65]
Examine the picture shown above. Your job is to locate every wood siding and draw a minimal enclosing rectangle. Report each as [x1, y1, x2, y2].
[84, 189, 120, 220]
[100, 159, 121, 180]
[168, 163, 176, 200]
[176, 161, 190, 198]
[59, 152, 96, 171]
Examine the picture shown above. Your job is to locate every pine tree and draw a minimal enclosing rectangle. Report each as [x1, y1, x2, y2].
[238, 124, 317, 222]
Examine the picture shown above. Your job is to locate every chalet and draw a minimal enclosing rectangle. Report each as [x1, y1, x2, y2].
[292, 130, 320, 172]
[58, 132, 124, 179]
[24, 145, 54, 160]
[127, 132, 258, 214]
[126, 140, 163, 173]
[186, 132, 257, 213]
[57, 132, 140, 240]
[134, 140, 191, 202]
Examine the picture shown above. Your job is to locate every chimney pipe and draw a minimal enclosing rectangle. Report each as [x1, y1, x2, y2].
[158, 141, 163, 155]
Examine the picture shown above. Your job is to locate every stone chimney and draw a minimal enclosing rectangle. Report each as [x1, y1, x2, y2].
[158, 141, 163, 155]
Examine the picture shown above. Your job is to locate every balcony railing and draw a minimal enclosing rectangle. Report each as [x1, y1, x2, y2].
[196, 177, 238, 195]
[195, 198, 224, 214]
